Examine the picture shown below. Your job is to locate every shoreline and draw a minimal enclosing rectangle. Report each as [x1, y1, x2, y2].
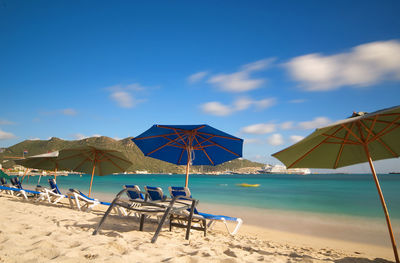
[0, 193, 396, 262]
[92, 189, 398, 252]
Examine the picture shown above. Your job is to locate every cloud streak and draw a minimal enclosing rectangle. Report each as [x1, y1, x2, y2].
[285, 40, 400, 91]
[188, 71, 208, 83]
[201, 97, 276, 116]
[107, 83, 148, 108]
[0, 129, 16, 140]
[208, 59, 273, 92]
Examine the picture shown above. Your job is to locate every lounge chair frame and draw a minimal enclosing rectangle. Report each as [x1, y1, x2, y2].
[93, 188, 199, 243]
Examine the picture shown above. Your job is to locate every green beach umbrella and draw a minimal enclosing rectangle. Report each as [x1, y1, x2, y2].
[272, 105, 400, 263]
[57, 146, 133, 197]
[15, 151, 60, 182]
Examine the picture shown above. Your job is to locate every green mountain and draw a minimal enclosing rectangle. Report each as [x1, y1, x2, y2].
[0, 136, 263, 173]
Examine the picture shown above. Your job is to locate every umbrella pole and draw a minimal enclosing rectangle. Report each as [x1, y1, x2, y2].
[364, 146, 399, 263]
[54, 166, 57, 182]
[21, 168, 29, 183]
[88, 162, 96, 197]
[185, 151, 191, 188]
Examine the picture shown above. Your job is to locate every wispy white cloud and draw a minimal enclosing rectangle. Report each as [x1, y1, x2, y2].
[201, 97, 276, 116]
[71, 133, 87, 140]
[289, 135, 304, 143]
[107, 83, 148, 108]
[280, 121, 294, 130]
[0, 129, 16, 140]
[62, 108, 77, 116]
[200, 101, 233, 116]
[111, 91, 136, 108]
[241, 123, 276, 135]
[208, 59, 273, 92]
[285, 40, 400, 91]
[267, 133, 284, 146]
[0, 119, 15, 125]
[70, 133, 102, 140]
[188, 71, 209, 83]
[298, 117, 332, 130]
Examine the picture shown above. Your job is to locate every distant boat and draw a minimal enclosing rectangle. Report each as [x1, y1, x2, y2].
[237, 183, 260, 187]
[258, 164, 311, 175]
[389, 172, 400, 174]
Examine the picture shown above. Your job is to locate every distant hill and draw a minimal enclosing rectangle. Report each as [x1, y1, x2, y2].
[0, 136, 263, 173]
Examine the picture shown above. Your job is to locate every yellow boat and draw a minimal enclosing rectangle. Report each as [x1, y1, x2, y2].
[236, 183, 260, 187]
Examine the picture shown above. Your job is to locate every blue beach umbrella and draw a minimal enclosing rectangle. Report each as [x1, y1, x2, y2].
[132, 124, 243, 187]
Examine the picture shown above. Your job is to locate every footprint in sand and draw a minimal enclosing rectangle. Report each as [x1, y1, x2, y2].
[223, 248, 238, 258]
[84, 253, 98, 260]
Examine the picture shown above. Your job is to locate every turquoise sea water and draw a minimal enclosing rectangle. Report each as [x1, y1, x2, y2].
[22, 173, 400, 219]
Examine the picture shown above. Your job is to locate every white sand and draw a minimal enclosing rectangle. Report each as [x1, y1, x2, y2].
[0, 193, 396, 262]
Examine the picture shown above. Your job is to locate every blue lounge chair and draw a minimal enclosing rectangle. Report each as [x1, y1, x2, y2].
[0, 185, 47, 201]
[67, 188, 125, 215]
[1, 177, 8, 186]
[44, 178, 67, 204]
[10, 177, 23, 189]
[144, 186, 167, 201]
[169, 186, 243, 235]
[125, 185, 144, 201]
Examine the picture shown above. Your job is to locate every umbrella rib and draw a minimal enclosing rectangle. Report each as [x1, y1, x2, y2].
[99, 151, 133, 165]
[194, 136, 214, 165]
[197, 131, 242, 141]
[192, 135, 216, 148]
[365, 116, 378, 142]
[334, 122, 354, 169]
[177, 149, 185, 165]
[157, 125, 206, 133]
[133, 131, 185, 140]
[287, 126, 344, 168]
[321, 133, 361, 145]
[197, 134, 240, 157]
[340, 124, 364, 143]
[358, 120, 399, 158]
[367, 116, 400, 143]
[172, 128, 188, 147]
[146, 136, 186, 156]
[72, 157, 91, 172]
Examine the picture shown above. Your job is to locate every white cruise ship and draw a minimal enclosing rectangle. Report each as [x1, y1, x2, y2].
[259, 164, 311, 175]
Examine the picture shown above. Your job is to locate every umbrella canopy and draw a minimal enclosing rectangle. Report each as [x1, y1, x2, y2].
[272, 105, 400, 262]
[132, 124, 243, 187]
[15, 151, 60, 182]
[57, 146, 133, 197]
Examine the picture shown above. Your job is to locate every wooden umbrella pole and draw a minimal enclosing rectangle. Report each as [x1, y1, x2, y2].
[364, 145, 399, 263]
[88, 161, 96, 197]
[185, 149, 191, 188]
[54, 166, 58, 182]
[21, 169, 29, 183]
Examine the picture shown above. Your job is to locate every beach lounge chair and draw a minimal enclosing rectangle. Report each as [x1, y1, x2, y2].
[125, 185, 145, 201]
[10, 177, 23, 189]
[44, 178, 66, 204]
[144, 186, 167, 201]
[0, 184, 47, 201]
[67, 188, 125, 215]
[93, 187, 200, 243]
[169, 186, 243, 235]
[0, 178, 13, 195]
[67, 189, 100, 212]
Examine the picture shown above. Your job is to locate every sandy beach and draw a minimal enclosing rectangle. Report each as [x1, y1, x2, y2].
[0, 193, 395, 263]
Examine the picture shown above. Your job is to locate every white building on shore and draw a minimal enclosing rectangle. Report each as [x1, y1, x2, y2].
[259, 164, 311, 175]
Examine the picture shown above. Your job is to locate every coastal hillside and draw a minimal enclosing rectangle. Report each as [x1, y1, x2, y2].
[0, 136, 263, 173]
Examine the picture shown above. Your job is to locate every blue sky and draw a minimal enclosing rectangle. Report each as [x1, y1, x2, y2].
[1, 1, 400, 172]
